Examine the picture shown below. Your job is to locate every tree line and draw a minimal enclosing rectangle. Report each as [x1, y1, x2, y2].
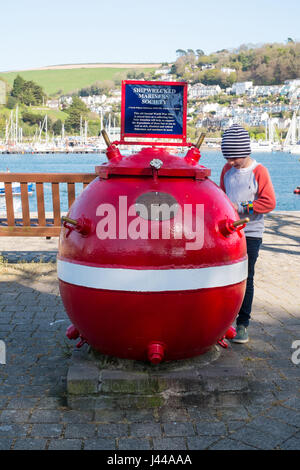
[9, 75, 46, 106]
[172, 41, 300, 87]
[2, 76, 98, 136]
[19, 97, 92, 135]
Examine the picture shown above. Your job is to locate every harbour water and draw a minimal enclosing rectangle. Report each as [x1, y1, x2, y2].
[0, 150, 300, 213]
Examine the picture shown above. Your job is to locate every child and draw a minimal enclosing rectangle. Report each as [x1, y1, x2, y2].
[220, 124, 276, 343]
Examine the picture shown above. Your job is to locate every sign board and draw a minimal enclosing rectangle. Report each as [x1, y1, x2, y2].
[121, 80, 187, 142]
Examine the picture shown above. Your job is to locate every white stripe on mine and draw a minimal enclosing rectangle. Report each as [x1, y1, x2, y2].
[57, 259, 248, 292]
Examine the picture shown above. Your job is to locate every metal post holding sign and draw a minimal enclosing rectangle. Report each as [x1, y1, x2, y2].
[116, 80, 189, 147]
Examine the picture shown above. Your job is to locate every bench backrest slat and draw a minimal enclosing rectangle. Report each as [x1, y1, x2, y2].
[4, 183, 15, 226]
[51, 182, 61, 227]
[20, 183, 31, 226]
[36, 183, 46, 226]
[67, 182, 76, 208]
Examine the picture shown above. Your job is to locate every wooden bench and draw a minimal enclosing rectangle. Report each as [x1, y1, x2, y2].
[0, 173, 96, 236]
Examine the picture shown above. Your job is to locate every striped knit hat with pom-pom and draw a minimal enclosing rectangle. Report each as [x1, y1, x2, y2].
[221, 124, 251, 158]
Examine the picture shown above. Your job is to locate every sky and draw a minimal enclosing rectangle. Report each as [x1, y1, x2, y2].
[1, 0, 300, 72]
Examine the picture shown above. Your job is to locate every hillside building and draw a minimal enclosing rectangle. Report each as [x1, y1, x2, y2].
[189, 84, 221, 98]
[155, 67, 171, 75]
[232, 81, 253, 95]
[248, 85, 283, 97]
[81, 95, 106, 106]
[221, 67, 236, 75]
[46, 99, 60, 109]
[201, 64, 215, 71]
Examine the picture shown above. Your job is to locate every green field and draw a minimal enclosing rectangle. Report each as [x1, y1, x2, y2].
[23, 107, 69, 121]
[0, 66, 157, 96]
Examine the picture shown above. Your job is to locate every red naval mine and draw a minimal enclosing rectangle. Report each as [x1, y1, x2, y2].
[58, 136, 248, 363]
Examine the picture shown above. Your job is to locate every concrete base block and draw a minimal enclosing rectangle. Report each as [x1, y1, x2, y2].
[66, 344, 252, 411]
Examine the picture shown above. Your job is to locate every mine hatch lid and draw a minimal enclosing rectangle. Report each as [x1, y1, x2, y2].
[95, 150, 211, 180]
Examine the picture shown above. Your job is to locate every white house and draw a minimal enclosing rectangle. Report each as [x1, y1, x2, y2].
[106, 96, 121, 105]
[248, 85, 283, 98]
[155, 67, 171, 75]
[189, 84, 221, 98]
[59, 96, 73, 107]
[232, 81, 253, 95]
[46, 99, 60, 109]
[111, 90, 121, 97]
[202, 103, 220, 113]
[81, 95, 106, 107]
[221, 67, 236, 75]
[201, 64, 215, 71]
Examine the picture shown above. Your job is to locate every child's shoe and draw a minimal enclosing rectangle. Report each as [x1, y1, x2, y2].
[231, 325, 249, 343]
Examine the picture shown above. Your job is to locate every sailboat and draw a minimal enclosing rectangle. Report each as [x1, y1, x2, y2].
[251, 117, 280, 152]
[283, 111, 300, 154]
[269, 119, 282, 152]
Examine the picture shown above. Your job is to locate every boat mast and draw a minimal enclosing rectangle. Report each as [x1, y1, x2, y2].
[80, 115, 83, 145]
[5, 119, 9, 145]
[10, 111, 13, 146]
[108, 113, 111, 140]
[84, 120, 88, 144]
[99, 108, 103, 132]
[284, 112, 295, 147]
[15, 105, 18, 145]
[45, 115, 48, 144]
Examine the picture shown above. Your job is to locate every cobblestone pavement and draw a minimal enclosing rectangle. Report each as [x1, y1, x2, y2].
[0, 236, 58, 263]
[0, 212, 299, 450]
